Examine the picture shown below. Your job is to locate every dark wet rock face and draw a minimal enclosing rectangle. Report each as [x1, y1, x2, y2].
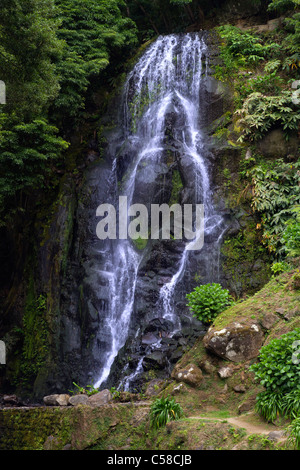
[31, 32, 237, 395]
[16, 32, 263, 398]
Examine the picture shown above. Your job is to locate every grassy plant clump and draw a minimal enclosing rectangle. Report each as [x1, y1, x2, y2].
[254, 390, 285, 422]
[150, 396, 183, 429]
[287, 417, 300, 450]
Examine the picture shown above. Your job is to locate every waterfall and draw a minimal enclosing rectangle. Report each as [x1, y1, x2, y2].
[92, 33, 227, 390]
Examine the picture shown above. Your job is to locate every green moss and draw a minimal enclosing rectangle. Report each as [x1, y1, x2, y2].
[212, 270, 300, 331]
[11, 272, 50, 392]
[132, 236, 148, 251]
[221, 221, 272, 298]
[0, 408, 73, 450]
[169, 170, 183, 205]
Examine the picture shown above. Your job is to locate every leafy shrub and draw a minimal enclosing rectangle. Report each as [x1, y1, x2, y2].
[250, 328, 300, 393]
[267, 0, 297, 12]
[292, 271, 300, 290]
[186, 283, 233, 324]
[250, 159, 300, 255]
[217, 25, 279, 65]
[0, 115, 68, 221]
[53, 0, 138, 123]
[252, 330, 300, 426]
[281, 207, 300, 258]
[271, 261, 290, 276]
[236, 91, 300, 142]
[150, 396, 183, 429]
[283, 12, 300, 72]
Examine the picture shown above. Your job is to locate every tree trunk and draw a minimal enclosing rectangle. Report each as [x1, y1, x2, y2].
[184, 4, 195, 23]
[198, 6, 205, 24]
[133, 0, 160, 35]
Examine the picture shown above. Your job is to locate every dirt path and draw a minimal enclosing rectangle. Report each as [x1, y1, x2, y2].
[187, 412, 281, 436]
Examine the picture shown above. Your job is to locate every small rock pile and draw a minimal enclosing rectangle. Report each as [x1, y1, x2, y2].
[43, 389, 112, 407]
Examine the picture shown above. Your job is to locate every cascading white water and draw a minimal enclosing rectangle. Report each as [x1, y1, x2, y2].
[94, 33, 227, 390]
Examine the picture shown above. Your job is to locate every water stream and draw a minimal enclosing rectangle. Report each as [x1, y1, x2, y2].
[93, 33, 227, 390]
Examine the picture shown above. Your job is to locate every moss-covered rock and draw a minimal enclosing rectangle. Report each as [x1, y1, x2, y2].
[203, 322, 264, 362]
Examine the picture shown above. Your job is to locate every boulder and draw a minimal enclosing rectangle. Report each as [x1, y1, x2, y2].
[43, 435, 61, 450]
[267, 431, 286, 442]
[43, 394, 60, 406]
[203, 322, 264, 362]
[257, 129, 299, 158]
[3, 395, 22, 406]
[200, 359, 217, 375]
[145, 379, 166, 397]
[171, 383, 188, 395]
[87, 389, 112, 407]
[56, 394, 70, 406]
[142, 350, 166, 370]
[68, 394, 89, 406]
[260, 313, 278, 330]
[233, 384, 246, 393]
[238, 398, 256, 414]
[171, 363, 203, 387]
[43, 394, 70, 406]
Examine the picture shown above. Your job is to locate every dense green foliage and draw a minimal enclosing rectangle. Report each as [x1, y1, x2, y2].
[281, 207, 300, 258]
[186, 283, 233, 324]
[250, 328, 300, 393]
[236, 91, 300, 142]
[215, 12, 300, 264]
[0, 117, 68, 221]
[0, 0, 62, 120]
[150, 396, 183, 429]
[216, 21, 300, 133]
[0, 0, 138, 221]
[267, 0, 299, 13]
[250, 329, 300, 432]
[249, 160, 300, 255]
[0, 0, 68, 222]
[53, 0, 138, 124]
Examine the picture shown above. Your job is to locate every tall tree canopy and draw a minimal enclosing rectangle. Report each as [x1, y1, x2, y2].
[53, 0, 138, 124]
[0, 0, 138, 220]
